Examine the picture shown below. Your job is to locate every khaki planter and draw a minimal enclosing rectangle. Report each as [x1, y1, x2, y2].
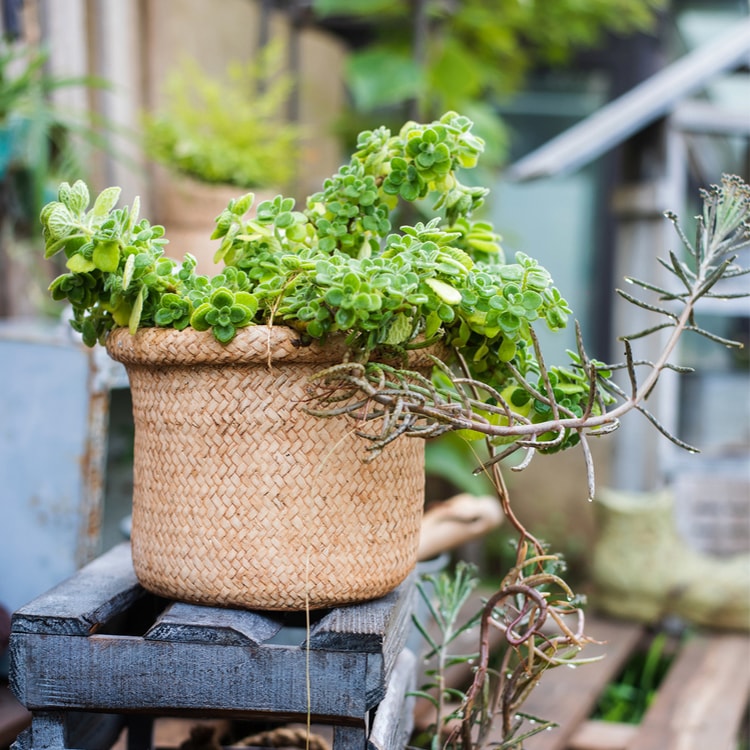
[107, 326, 426, 611]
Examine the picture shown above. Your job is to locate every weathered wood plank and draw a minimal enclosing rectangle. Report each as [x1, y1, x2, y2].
[308, 575, 415, 653]
[310, 574, 415, 709]
[332, 724, 368, 750]
[11, 633, 374, 718]
[511, 617, 645, 750]
[11, 544, 143, 636]
[625, 632, 750, 750]
[368, 648, 416, 750]
[11, 712, 127, 750]
[568, 719, 638, 750]
[145, 602, 282, 646]
[14, 711, 65, 750]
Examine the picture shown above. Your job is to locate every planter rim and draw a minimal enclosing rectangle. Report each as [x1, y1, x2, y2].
[105, 325, 351, 366]
[106, 325, 444, 369]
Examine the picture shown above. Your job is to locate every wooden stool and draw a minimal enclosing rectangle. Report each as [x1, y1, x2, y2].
[9, 543, 417, 750]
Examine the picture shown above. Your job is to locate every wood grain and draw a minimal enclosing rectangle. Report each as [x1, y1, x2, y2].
[625, 633, 750, 750]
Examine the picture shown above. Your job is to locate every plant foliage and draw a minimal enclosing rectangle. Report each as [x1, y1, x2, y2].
[42, 114, 749, 481]
[0, 40, 110, 220]
[40, 111, 749, 749]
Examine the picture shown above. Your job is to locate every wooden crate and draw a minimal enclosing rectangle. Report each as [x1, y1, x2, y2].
[9, 542, 417, 750]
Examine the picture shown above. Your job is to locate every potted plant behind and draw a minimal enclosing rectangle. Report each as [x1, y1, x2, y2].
[39, 110, 748, 741]
[142, 42, 300, 273]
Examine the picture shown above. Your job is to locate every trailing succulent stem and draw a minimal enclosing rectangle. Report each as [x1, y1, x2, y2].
[307, 174, 749, 497]
[411, 458, 604, 750]
[407, 175, 748, 749]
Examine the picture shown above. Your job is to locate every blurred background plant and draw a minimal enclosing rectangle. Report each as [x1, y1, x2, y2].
[0, 35, 109, 316]
[0, 39, 108, 227]
[310, 0, 665, 164]
[142, 41, 300, 190]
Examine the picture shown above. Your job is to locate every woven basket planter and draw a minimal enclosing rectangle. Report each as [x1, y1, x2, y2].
[106, 326, 427, 611]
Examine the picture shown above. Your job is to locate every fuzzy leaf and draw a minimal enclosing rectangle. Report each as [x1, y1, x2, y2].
[695, 257, 734, 298]
[92, 241, 120, 273]
[230, 193, 254, 216]
[616, 288, 678, 319]
[67, 181, 91, 214]
[385, 313, 413, 345]
[122, 253, 135, 290]
[212, 323, 236, 343]
[125, 196, 140, 233]
[685, 325, 742, 347]
[190, 303, 212, 331]
[234, 291, 258, 315]
[620, 321, 674, 341]
[129, 286, 145, 335]
[90, 186, 121, 217]
[46, 204, 74, 239]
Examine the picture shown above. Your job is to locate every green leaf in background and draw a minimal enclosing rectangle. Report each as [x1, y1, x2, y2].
[429, 38, 483, 106]
[425, 433, 495, 496]
[347, 49, 424, 111]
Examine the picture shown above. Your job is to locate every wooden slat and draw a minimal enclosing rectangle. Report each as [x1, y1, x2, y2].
[11, 631, 374, 718]
[309, 575, 415, 653]
[368, 649, 416, 750]
[625, 632, 750, 750]
[512, 617, 645, 750]
[568, 719, 638, 750]
[11, 543, 143, 636]
[145, 602, 282, 646]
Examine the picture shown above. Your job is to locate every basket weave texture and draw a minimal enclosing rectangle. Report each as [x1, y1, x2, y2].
[107, 326, 426, 611]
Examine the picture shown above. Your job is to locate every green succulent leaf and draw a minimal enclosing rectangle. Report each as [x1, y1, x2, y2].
[66, 254, 96, 273]
[190, 302, 212, 331]
[129, 286, 146, 335]
[426, 278, 462, 305]
[92, 240, 120, 273]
